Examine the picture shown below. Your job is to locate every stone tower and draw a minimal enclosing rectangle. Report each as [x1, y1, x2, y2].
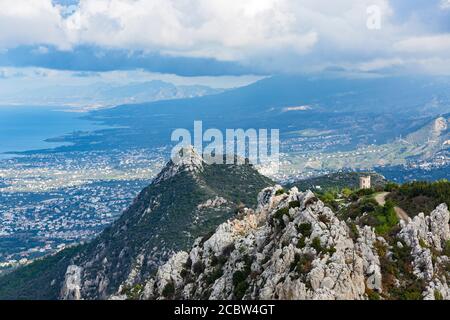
[359, 176, 371, 189]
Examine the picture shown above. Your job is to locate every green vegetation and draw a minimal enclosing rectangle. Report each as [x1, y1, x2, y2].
[378, 240, 426, 300]
[296, 236, 306, 249]
[434, 290, 444, 301]
[0, 245, 82, 300]
[365, 287, 381, 300]
[289, 200, 300, 208]
[272, 207, 289, 229]
[290, 253, 314, 284]
[193, 261, 205, 275]
[373, 201, 399, 235]
[387, 180, 450, 217]
[443, 240, 450, 257]
[341, 197, 398, 236]
[205, 266, 224, 285]
[232, 255, 252, 299]
[275, 188, 286, 196]
[123, 284, 144, 300]
[162, 282, 175, 299]
[285, 172, 386, 193]
[296, 222, 312, 238]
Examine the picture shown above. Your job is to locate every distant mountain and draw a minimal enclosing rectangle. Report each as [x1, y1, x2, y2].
[0, 148, 273, 299]
[0, 80, 222, 109]
[52, 75, 449, 154]
[404, 113, 449, 160]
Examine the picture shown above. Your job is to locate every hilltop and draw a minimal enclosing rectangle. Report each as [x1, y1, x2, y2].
[0, 148, 273, 299]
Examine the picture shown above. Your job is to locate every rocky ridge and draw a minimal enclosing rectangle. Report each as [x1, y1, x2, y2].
[141, 186, 450, 300]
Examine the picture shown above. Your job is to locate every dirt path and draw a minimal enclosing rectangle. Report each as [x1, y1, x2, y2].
[374, 192, 410, 221]
[374, 192, 389, 206]
[394, 207, 410, 221]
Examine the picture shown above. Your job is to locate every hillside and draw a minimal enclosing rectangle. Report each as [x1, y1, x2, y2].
[285, 172, 386, 192]
[387, 180, 450, 217]
[0, 148, 273, 300]
[142, 186, 450, 300]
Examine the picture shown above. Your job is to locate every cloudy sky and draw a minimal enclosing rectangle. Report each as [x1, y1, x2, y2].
[0, 0, 450, 79]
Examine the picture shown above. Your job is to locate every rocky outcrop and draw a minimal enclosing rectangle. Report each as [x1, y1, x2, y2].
[197, 197, 228, 210]
[61, 265, 83, 300]
[398, 204, 450, 299]
[142, 187, 393, 300]
[153, 146, 204, 185]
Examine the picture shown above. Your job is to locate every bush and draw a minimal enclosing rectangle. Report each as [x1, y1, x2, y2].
[206, 267, 224, 285]
[289, 200, 300, 209]
[193, 261, 205, 275]
[234, 281, 249, 300]
[290, 253, 314, 280]
[443, 240, 450, 257]
[162, 282, 175, 299]
[365, 287, 381, 300]
[272, 207, 289, 228]
[275, 189, 286, 196]
[374, 201, 399, 236]
[311, 237, 324, 253]
[296, 236, 306, 249]
[296, 222, 312, 238]
[233, 269, 250, 300]
[434, 290, 443, 300]
[348, 222, 360, 241]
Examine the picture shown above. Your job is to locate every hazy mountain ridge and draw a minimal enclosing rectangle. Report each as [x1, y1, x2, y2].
[0, 80, 223, 109]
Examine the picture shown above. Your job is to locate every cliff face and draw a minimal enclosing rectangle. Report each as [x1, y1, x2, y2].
[142, 186, 450, 300]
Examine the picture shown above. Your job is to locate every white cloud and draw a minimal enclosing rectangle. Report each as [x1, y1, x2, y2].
[394, 34, 450, 55]
[440, 0, 450, 10]
[0, 0, 70, 49]
[0, 0, 449, 74]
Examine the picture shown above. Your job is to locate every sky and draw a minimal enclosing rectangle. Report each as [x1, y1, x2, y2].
[0, 0, 450, 88]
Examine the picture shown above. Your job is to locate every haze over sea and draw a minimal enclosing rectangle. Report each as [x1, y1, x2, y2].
[0, 106, 105, 158]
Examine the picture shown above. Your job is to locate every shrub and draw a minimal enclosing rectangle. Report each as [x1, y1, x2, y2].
[341, 188, 353, 198]
[233, 271, 247, 286]
[222, 243, 235, 257]
[232, 269, 250, 299]
[193, 261, 205, 275]
[443, 240, 450, 257]
[162, 282, 175, 299]
[290, 253, 314, 279]
[318, 214, 330, 224]
[348, 222, 360, 241]
[296, 236, 306, 249]
[275, 189, 286, 196]
[289, 200, 300, 209]
[365, 287, 381, 300]
[311, 237, 324, 253]
[272, 207, 289, 228]
[234, 281, 249, 300]
[297, 222, 312, 238]
[206, 267, 224, 285]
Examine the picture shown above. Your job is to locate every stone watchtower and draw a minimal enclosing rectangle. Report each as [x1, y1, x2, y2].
[359, 176, 371, 189]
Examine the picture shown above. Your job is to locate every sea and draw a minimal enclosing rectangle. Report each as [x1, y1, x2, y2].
[0, 106, 105, 158]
